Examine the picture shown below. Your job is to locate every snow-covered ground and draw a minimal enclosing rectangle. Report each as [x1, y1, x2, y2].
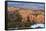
[30, 24, 45, 28]
[8, 24, 45, 30]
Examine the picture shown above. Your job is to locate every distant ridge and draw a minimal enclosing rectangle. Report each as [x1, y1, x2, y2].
[8, 6, 44, 11]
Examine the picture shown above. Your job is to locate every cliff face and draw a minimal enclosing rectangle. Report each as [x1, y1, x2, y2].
[18, 9, 45, 24]
[8, 7, 45, 24]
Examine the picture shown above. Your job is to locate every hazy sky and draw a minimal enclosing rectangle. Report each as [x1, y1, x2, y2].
[7, 2, 45, 10]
